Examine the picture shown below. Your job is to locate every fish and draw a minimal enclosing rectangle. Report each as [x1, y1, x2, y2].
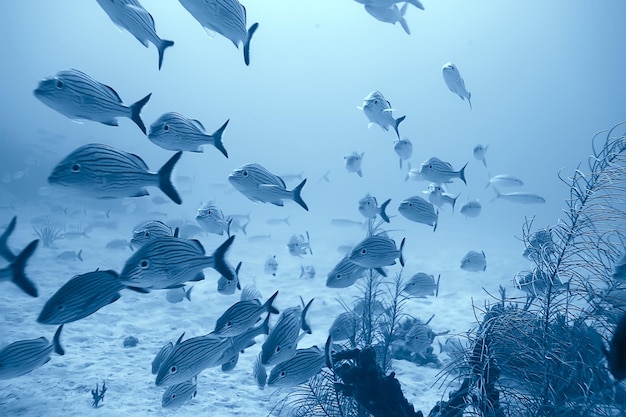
[0, 325, 64, 380]
[358, 194, 391, 223]
[459, 200, 482, 218]
[56, 249, 83, 262]
[405, 321, 435, 357]
[260, 298, 314, 366]
[328, 311, 358, 342]
[326, 257, 368, 288]
[213, 290, 279, 337]
[330, 218, 365, 228]
[0, 216, 18, 261]
[228, 163, 308, 211]
[220, 313, 271, 372]
[357, 91, 406, 138]
[37, 270, 138, 325]
[155, 333, 233, 386]
[398, 196, 438, 231]
[418, 157, 467, 185]
[0, 239, 39, 297]
[48, 144, 182, 204]
[166, 286, 193, 303]
[602, 312, 626, 381]
[196, 201, 229, 235]
[217, 262, 242, 295]
[267, 345, 326, 387]
[354, 0, 424, 10]
[253, 353, 267, 388]
[349, 235, 405, 275]
[364, 3, 410, 34]
[514, 269, 563, 296]
[266, 216, 290, 226]
[162, 378, 197, 408]
[105, 239, 132, 250]
[118, 235, 236, 290]
[460, 250, 487, 272]
[96, 0, 174, 70]
[287, 232, 313, 257]
[344, 152, 364, 177]
[473, 144, 488, 167]
[148, 113, 229, 157]
[300, 265, 316, 280]
[177, 0, 259, 65]
[394, 138, 413, 169]
[226, 215, 249, 235]
[404, 162, 427, 182]
[522, 229, 555, 262]
[442, 62, 472, 109]
[491, 188, 546, 204]
[131, 220, 175, 248]
[33, 69, 151, 133]
[613, 254, 626, 282]
[425, 184, 458, 211]
[240, 285, 262, 302]
[485, 174, 524, 189]
[264, 255, 278, 276]
[152, 340, 175, 375]
[403, 273, 440, 298]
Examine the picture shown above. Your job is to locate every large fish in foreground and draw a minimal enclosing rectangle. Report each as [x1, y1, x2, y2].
[96, 0, 174, 70]
[178, 0, 259, 65]
[228, 163, 308, 211]
[0, 217, 39, 297]
[358, 91, 406, 138]
[148, 113, 229, 157]
[442, 62, 472, 109]
[48, 144, 183, 204]
[0, 325, 64, 380]
[33, 69, 151, 134]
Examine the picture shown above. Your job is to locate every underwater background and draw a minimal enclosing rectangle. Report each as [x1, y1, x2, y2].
[1, 1, 626, 416]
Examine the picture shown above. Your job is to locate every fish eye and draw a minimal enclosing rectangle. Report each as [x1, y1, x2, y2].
[361, 249, 367, 255]
[207, 210, 211, 215]
[226, 321, 232, 327]
[71, 164, 80, 172]
[171, 394, 176, 399]
[144, 231, 150, 238]
[57, 304, 64, 311]
[374, 100, 378, 104]
[163, 124, 169, 132]
[242, 171, 248, 177]
[429, 165, 433, 169]
[140, 260, 149, 269]
[170, 366, 177, 374]
[56, 80, 63, 88]
[275, 346, 281, 353]
[280, 371, 286, 377]
[335, 273, 342, 279]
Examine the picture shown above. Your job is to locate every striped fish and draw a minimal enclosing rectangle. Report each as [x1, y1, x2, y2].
[178, 0, 259, 65]
[37, 270, 137, 325]
[240, 285, 262, 302]
[403, 273, 440, 298]
[253, 353, 267, 388]
[162, 378, 197, 408]
[220, 313, 271, 372]
[196, 201, 229, 235]
[267, 345, 326, 388]
[348, 235, 405, 274]
[0, 325, 64, 380]
[328, 311, 358, 342]
[326, 256, 367, 288]
[96, 0, 174, 70]
[213, 290, 279, 337]
[405, 321, 435, 357]
[119, 235, 236, 290]
[149, 113, 229, 157]
[398, 196, 438, 231]
[33, 69, 151, 134]
[155, 333, 233, 386]
[460, 250, 487, 272]
[418, 157, 467, 185]
[131, 220, 175, 248]
[217, 261, 242, 295]
[260, 298, 314, 366]
[48, 144, 183, 204]
[152, 340, 175, 375]
[228, 163, 308, 211]
[357, 90, 406, 138]
[0, 238, 39, 297]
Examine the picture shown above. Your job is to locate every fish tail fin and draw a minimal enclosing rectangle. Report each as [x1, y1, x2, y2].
[393, 115, 406, 138]
[379, 198, 391, 223]
[211, 235, 236, 280]
[433, 220, 438, 233]
[399, 237, 406, 266]
[157, 39, 175, 70]
[399, 157, 403, 170]
[241, 221, 249, 236]
[210, 119, 230, 158]
[243, 22, 259, 66]
[185, 286, 193, 302]
[404, 162, 411, 182]
[411, 0, 425, 10]
[10, 239, 39, 297]
[490, 186, 501, 203]
[301, 297, 314, 334]
[306, 231, 313, 255]
[129, 93, 151, 134]
[459, 162, 468, 185]
[482, 157, 487, 168]
[357, 169, 363, 177]
[399, 4, 411, 35]
[375, 267, 387, 277]
[157, 151, 183, 205]
[53, 324, 65, 356]
[435, 275, 440, 297]
[468, 92, 472, 110]
[452, 194, 459, 211]
[77, 249, 83, 262]
[292, 179, 309, 211]
[264, 290, 280, 315]
[260, 312, 271, 335]
[0, 216, 16, 261]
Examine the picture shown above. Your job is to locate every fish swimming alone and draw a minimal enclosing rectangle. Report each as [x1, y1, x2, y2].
[491, 188, 546, 204]
[460, 250, 487, 272]
[473, 144, 488, 167]
[403, 273, 440, 298]
[398, 196, 438, 231]
[442, 62, 472, 109]
[148, 113, 229, 157]
[0, 325, 64, 380]
[394, 138, 413, 169]
[344, 152, 365, 177]
[418, 157, 467, 185]
[33, 69, 151, 134]
[358, 194, 391, 223]
[358, 91, 405, 138]
[363, 3, 410, 35]
[459, 200, 482, 218]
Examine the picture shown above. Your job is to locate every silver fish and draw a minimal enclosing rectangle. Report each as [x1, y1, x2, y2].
[56, 249, 83, 262]
[393, 138, 413, 169]
[287, 232, 313, 257]
[358, 194, 390, 223]
[329, 311, 358, 342]
[425, 184, 458, 211]
[48, 144, 182, 204]
[266, 216, 290, 226]
[344, 151, 364, 177]
[300, 265, 316, 280]
[403, 273, 440, 298]
[213, 290, 279, 337]
[162, 378, 197, 408]
[226, 215, 249, 235]
[485, 174, 524, 189]
[473, 144, 488, 167]
[166, 286, 193, 303]
[418, 157, 467, 185]
[220, 313, 270, 372]
[96, 0, 174, 70]
[364, 3, 410, 35]
[355, 0, 424, 10]
[357, 91, 405, 138]
[442, 62, 472, 109]
[405, 321, 435, 357]
[264, 255, 278, 276]
[330, 218, 365, 228]
[0, 325, 64, 380]
[267, 345, 326, 388]
[217, 261, 242, 295]
[105, 239, 132, 250]
[148, 113, 229, 157]
[460, 250, 487, 272]
[152, 341, 174, 374]
[459, 200, 482, 218]
[349, 235, 405, 274]
[491, 188, 546, 204]
[522, 228, 555, 262]
[398, 196, 438, 231]
[33, 69, 151, 133]
[178, 0, 259, 65]
[131, 220, 175, 248]
[228, 163, 308, 211]
[119, 235, 235, 290]
[196, 201, 229, 235]
[326, 256, 367, 288]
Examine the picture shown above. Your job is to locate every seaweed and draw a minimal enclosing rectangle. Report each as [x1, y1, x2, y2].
[91, 380, 107, 408]
[32, 224, 63, 248]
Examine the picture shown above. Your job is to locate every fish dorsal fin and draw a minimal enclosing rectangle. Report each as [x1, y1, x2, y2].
[175, 332, 185, 346]
[126, 152, 149, 170]
[102, 269, 119, 279]
[235, 261, 242, 274]
[191, 119, 206, 131]
[174, 227, 180, 238]
[102, 84, 122, 103]
[127, 5, 155, 27]
[190, 239, 206, 254]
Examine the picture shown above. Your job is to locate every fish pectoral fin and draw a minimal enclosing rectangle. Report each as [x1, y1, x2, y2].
[367, 122, 375, 129]
[382, 108, 395, 112]
[131, 189, 150, 198]
[164, 284, 185, 289]
[101, 119, 119, 127]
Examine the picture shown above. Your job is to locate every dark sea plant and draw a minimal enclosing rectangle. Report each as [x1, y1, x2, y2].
[33, 224, 63, 248]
